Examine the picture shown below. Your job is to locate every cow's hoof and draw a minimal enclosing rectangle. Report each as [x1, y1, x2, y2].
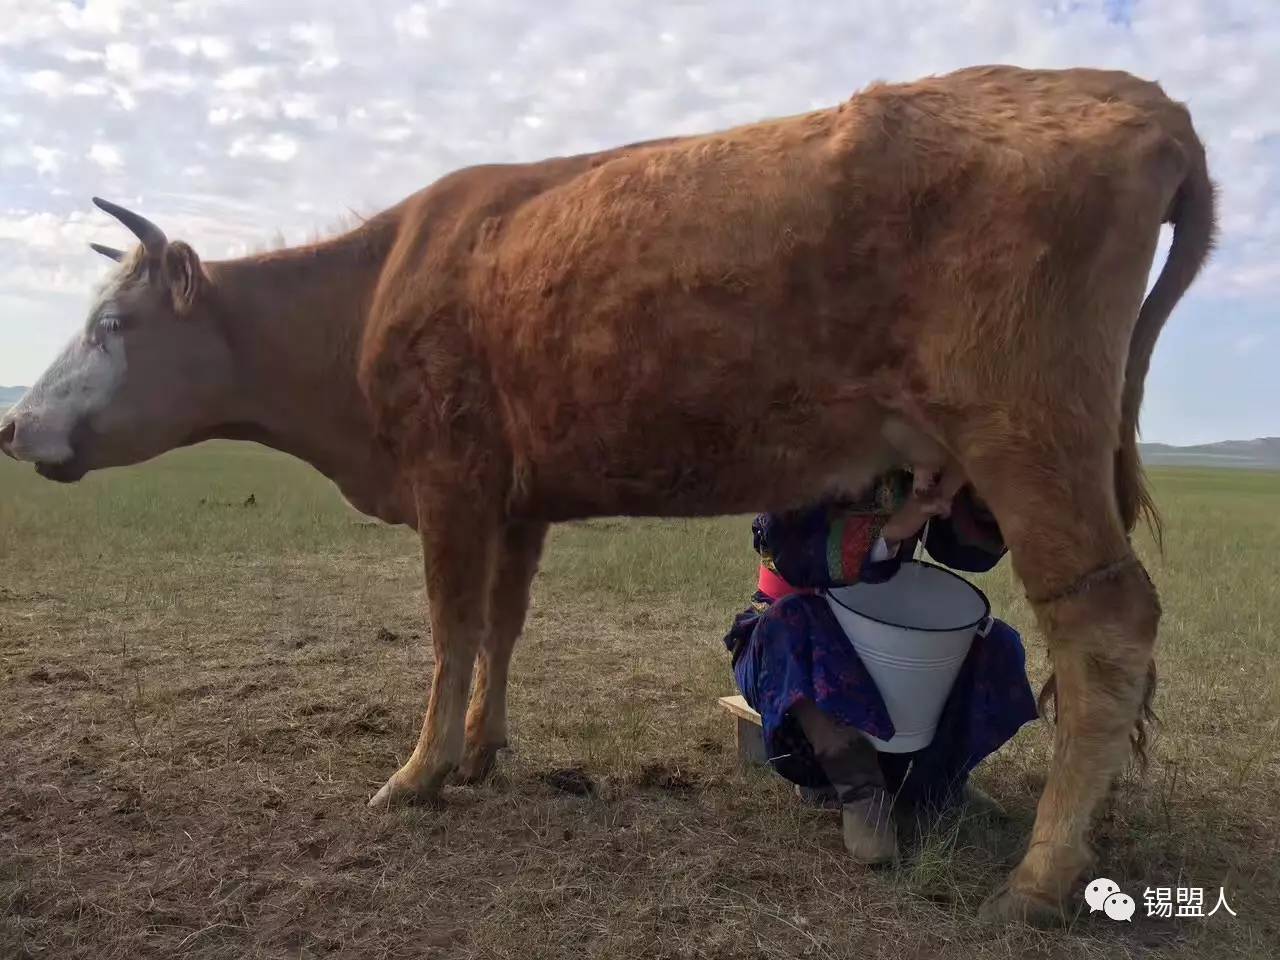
[456, 742, 503, 785]
[978, 882, 1066, 928]
[367, 767, 448, 809]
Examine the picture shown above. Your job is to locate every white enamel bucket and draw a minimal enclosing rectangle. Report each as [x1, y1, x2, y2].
[824, 560, 992, 753]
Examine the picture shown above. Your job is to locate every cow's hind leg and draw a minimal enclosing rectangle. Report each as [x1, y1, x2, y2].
[963, 440, 1159, 926]
[457, 520, 549, 784]
[369, 488, 501, 807]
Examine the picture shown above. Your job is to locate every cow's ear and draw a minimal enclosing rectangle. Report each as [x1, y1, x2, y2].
[163, 241, 206, 316]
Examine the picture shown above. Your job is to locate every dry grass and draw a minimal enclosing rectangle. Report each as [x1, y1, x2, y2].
[1, 444, 1277, 959]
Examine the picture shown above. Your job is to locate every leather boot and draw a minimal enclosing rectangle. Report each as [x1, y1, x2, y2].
[839, 787, 898, 864]
[816, 734, 898, 865]
[960, 782, 1006, 820]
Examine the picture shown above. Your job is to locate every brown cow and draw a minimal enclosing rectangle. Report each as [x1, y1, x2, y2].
[1, 65, 1214, 925]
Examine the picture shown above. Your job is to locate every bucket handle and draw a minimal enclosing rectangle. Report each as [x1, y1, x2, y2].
[976, 615, 994, 638]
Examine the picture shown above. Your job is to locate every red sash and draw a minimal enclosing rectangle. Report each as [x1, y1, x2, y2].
[757, 564, 815, 601]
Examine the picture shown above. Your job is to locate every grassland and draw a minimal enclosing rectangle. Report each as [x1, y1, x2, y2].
[1, 444, 1277, 959]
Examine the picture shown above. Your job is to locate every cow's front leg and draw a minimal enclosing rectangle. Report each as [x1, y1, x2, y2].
[457, 520, 548, 783]
[369, 490, 500, 807]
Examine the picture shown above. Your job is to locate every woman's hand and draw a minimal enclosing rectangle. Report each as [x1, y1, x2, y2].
[880, 495, 938, 542]
[880, 464, 968, 542]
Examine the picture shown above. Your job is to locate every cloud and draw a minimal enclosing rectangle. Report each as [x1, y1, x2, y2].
[394, 4, 435, 40]
[103, 41, 141, 76]
[31, 146, 63, 176]
[172, 35, 235, 61]
[0, 0, 1276, 441]
[215, 65, 271, 90]
[24, 69, 70, 97]
[87, 143, 123, 169]
[228, 132, 299, 162]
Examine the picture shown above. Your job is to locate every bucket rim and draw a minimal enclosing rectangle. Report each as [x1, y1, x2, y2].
[823, 559, 991, 633]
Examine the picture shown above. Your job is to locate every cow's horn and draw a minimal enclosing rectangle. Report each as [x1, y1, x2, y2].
[89, 242, 125, 262]
[92, 197, 167, 255]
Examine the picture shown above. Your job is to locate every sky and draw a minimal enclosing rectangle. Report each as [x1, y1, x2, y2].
[0, 0, 1276, 445]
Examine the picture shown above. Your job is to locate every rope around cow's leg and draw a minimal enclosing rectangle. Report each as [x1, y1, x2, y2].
[1025, 550, 1150, 608]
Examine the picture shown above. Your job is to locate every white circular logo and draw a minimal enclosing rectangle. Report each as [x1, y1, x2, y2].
[1085, 878, 1121, 913]
[1104, 892, 1136, 922]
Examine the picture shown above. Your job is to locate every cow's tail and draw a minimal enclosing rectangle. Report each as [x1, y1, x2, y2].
[1115, 133, 1217, 545]
[1096, 120, 1215, 768]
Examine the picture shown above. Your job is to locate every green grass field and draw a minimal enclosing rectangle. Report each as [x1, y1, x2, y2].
[2, 443, 1277, 959]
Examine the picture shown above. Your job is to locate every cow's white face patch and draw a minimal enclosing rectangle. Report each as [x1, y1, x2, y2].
[5, 319, 127, 467]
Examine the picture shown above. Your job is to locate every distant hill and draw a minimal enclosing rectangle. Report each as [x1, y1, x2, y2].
[1141, 438, 1280, 469]
[1, 386, 28, 410]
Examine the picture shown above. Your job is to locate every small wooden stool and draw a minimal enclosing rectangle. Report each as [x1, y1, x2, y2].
[718, 695, 841, 807]
[718, 695, 768, 766]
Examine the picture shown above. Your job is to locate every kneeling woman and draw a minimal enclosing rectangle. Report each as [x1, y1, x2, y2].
[722, 471, 1039, 863]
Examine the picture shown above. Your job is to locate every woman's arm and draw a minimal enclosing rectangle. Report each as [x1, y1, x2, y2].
[754, 506, 890, 589]
[923, 486, 1007, 573]
[752, 473, 1008, 589]
[753, 472, 913, 589]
